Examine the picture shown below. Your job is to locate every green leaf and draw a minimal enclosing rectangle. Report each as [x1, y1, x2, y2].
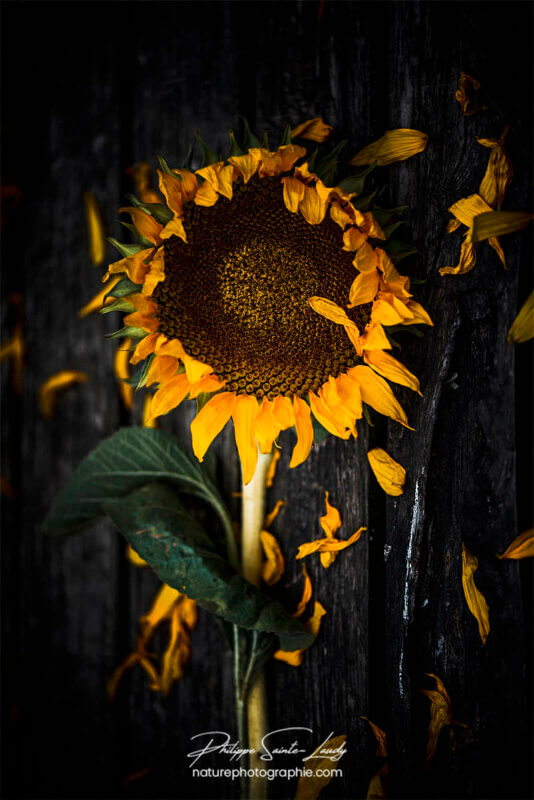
[126, 354, 155, 388]
[306, 147, 318, 173]
[99, 298, 135, 315]
[362, 405, 374, 427]
[312, 416, 330, 445]
[108, 238, 145, 258]
[158, 155, 175, 176]
[386, 238, 419, 264]
[384, 324, 425, 338]
[104, 483, 313, 652]
[261, 130, 269, 149]
[125, 194, 173, 225]
[337, 164, 376, 195]
[228, 131, 244, 158]
[371, 205, 408, 226]
[105, 326, 147, 340]
[120, 220, 153, 248]
[279, 123, 292, 147]
[351, 190, 377, 212]
[240, 117, 261, 149]
[104, 276, 142, 300]
[382, 221, 405, 239]
[182, 143, 194, 170]
[45, 427, 230, 538]
[315, 140, 347, 186]
[196, 132, 219, 167]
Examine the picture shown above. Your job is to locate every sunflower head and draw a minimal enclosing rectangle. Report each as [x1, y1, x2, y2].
[102, 119, 432, 483]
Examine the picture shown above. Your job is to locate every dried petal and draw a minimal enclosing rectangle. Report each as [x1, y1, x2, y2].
[84, 191, 107, 266]
[361, 716, 387, 757]
[497, 529, 534, 560]
[461, 543, 490, 645]
[420, 673, 457, 762]
[455, 72, 485, 116]
[260, 530, 285, 586]
[471, 211, 533, 243]
[367, 448, 406, 496]
[349, 129, 428, 166]
[507, 291, 534, 344]
[291, 117, 334, 143]
[294, 735, 347, 799]
[39, 371, 88, 420]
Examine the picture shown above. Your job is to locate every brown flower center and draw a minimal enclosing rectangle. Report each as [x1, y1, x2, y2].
[154, 175, 371, 399]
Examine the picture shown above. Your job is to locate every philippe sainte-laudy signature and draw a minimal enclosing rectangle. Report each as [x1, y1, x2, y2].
[187, 728, 347, 767]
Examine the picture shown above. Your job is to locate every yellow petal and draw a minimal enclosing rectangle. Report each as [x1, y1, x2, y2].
[309, 390, 351, 440]
[461, 543, 490, 645]
[130, 331, 161, 365]
[296, 528, 366, 561]
[232, 394, 259, 485]
[291, 117, 334, 143]
[228, 152, 260, 184]
[308, 296, 360, 332]
[349, 129, 428, 166]
[249, 144, 306, 176]
[294, 563, 312, 618]
[140, 583, 182, 633]
[126, 544, 148, 567]
[488, 237, 507, 269]
[299, 185, 328, 225]
[404, 300, 433, 327]
[320, 491, 342, 538]
[159, 600, 196, 697]
[367, 447, 406, 496]
[191, 391, 237, 462]
[264, 498, 286, 530]
[455, 72, 483, 115]
[159, 215, 188, 243]
[106, 247, 154, 285]
[157, 169, 185, 216]
[342, 226, 368, 251]
[360, 322, 393, 352]
[497, 529, 534, 560]
[420, 673, 457, 762]
[318, 377, 359, 437]
[349, 364, 411, 428]
[142, 393, 158, 429]
[266, 448, 281, 488]
[273, 648, 304, 667]
[196, 163, 235, 200]
[118, 207, 163, 246]
[361, 716, 387, 757]
[261, 530, 285, 586]
[361, 212, 386, 241]
[172, 169, 198, 202]
[147, 373, 191, 421]
[78, 276, 120, 318]
[107, 652, 158, 701]
[255, 397, 282, 453]
[84, 191, 107, 266]
[448, 193, 492, 228]
[272, 395, 295, 430]
[282, 176, 305, 213]
[364, 349, 422, 394]
[193, 180, 219, 207]
[188, 373, 226, 398]
[39, 371, 88, 420]
[477, 127, 513, 209]
[439, 237, 478, 276]
[141, 247, 167, 295]
[348, 270, 379, 307]
[114, 339, 133, 411]
[353, 241, 379, 273]
[294, 734, 347, 799]
[289, 396, 313, 468]
[471, 211, 534, 243]
[274, 601, 327, 669]
[145, 355, 180, 387]
[447, 217, 462, 233]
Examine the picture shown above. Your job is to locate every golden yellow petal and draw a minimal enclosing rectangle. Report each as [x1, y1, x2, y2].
[497, 529, 534, 560]
[361, 716, 387, 757]
[367, 447, 406, 496]
[291, 117, 334, 143]
[39, 371, 88, 420]
[488, 237, 507, 269]
[140, 584, 182, 633]
[159, 601, 194, 697]
[320, 491, 342, 538]
[126, 544, 148, 567]
[250, 144, 306, 176]
[106, 247, 154, 285]
[228, 152, 260, 184]
[232, 394, 259, 485]
[160, 216, 188, 243]
[289, 396, 314, 468]
[114, 339, 133, 411]
[255, 397, 282, 453]
[348, 269, 380, 307]
[309, 390, 352, 440]
[439, 237, 478, 276]
[448, 193, 493, 228]
[477, 127, 513, 209]
[191, 391, 237, 462]
[330, 201, 355, 230]
[266, 448, 281, 488]
[141, 247, 167, 296]
[471, 211, 534, 243]
[353, 241, 379, 273]
[145, 355, 179, 387]
[349, 129, 428, 166]
[193, 181, 219, 207]
[349, 365, 411, 428]
[118, 206, 163, 246]
[142, 393, 159, 429]
[361, 212, 386, 241]
[282, 176, 306, 214]
[296, 528, 366, 560]
[172, 169, 198, 202]
[364, 350, 422, 395]
[130, 331, 161, 365]
[461, 543, 490, 645]
[508, 291, 534, 345]
[188, 373, 226, 398]
[342, 226, 368, 251]
[308, 296, 360, 332]
[273, 648, 304, 667]
[84, 191, 107, 267]
[294, 734, 346, 799]
[107, 653, 147, 701]
[420, 673, 455, 762]
[260, 530, 285, 586]
[360, 322, 392, 352]
[299, 185, 328, 225]
[294, 563, 312, 618]
[447, 217, 462, 233]
[455, 72, 483, 115]
[147, 373, 191, 421]
[404, 300, 433, 327]
[319, 376, 359, 435]
[272, 395, 295, 430]
[157, 169, 184, 216]
[264, 498, 286, 530]
[196, 163, 235, 200]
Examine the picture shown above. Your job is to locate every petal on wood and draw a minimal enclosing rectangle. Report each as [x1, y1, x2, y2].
[367, 448, 406, 496]
[294, 734, 346, 798]
[477, 127, 513, 209]
[39, 371, 88, 420]
[84, 190, 107, 266]
[471, 210, 534, 243]
[461, 543, 490, 645]
[349, 129, 428, 166]
[291, 117, 334, 142]
[320, 491, 342, 538]
[361, 716, 387, 757]
[448, 193, 492, 227]
[455, 72, 484, 115]
[78, 276, 120, 317]
[439, 237, 478, 276]
[114, 339, 133, 411]
[507, 291, 534, 344]
[419, 673, 455, 763]
[260, 530, 285, 586]
[294, 563, 312, 618]
[266, 448, 281, 488]
[497, 529, 534, 560]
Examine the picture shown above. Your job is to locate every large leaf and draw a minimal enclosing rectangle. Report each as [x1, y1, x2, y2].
[104, 483, 314, 652]
[45, 427, 228, 537]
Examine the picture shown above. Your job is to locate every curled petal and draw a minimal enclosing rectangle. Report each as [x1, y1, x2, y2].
[294, 563, 312, 618]
[261, 530, 285, 586]
[39, 371, 88, 420]
[118, 207, 163, 246]
[291, 117, 334, 142]
[320, 491, 342, 538]
[308, 296, 360, 332]
[497, 529, 534, 560]
[439, 237, 478, 276]
[461, 543, 490, 645]
[448, 193, 492, 228]
[130, 332, 161, 365]
[349, 129, 428, 166]
[349, 364, 411, 428]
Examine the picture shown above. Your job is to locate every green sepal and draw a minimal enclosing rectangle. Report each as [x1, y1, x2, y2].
[119, 220, 153, 248]
[158, 155, 176, 176]
[104, 276, 142, 300]
[108, 238, 145, 258]
[98, 298, 135, 315]
[351, 190, 377, 212]
[196, 132, 219, 167]
[279, 123, 292, 147]
[183, 143, 194, 170]
[103, 482, 313, 652]
[125, 194, 173, 225]
[196, 392, 213, 414]
[337, 163, 376, 195]
[382, 221, 405, 239]
[362, 405, 374, 427]
[385, 324, 425, 338]
[312, 416, 331, 445]
[228, 130, 244, 158]
[314, 140, 347, 186]
[105, 326, 147, 340]
[240, 117, 262, 149]
[386, 239, 419, 264]
[371, 205, 408, 227]
[134, 354, 155, 389]
[306, 147, 318, 173]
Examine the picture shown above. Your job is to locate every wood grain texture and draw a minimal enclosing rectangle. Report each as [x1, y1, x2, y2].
[1, 2, 531, 799]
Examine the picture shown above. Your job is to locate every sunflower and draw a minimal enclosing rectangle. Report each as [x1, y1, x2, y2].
[103, 124, 432, 484]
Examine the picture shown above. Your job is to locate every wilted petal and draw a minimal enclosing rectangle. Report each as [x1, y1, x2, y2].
[497, 529, 534, 560]
[455, 72, 484, 116]
[471, 211, 533, 243]
[114, 339, 134, 411]
[349, 129, 428, 166]
[294, 734, 347, 798]
[261, 530, 285, 586]
[461, 543, 490, 645]
[291, 117, 334, 142]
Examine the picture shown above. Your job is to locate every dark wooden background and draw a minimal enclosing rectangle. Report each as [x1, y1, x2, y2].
[1, 2, 532, 799]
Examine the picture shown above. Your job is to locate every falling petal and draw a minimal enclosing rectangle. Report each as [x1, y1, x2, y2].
[461, 543, 490, 645]
[367, 448, 406, 496]
[497, 529, 534, 560]
[320, 491, 342, 538]
[294, 563, 312, 618]
[261, 530, 285, 586]
[455, 72, 485, 116]
[39, 371, 88, 420]
[84, 191, 107, 266]
[471, 210, 533, 243]
[507, 291, 534, 344]
[349, 129, 428, 167]
[266, 448, 281, 488]
[294, 734, 347, 798]
[274, 601, 327, 668]
[114, 338, 133, 411]
[78, 276, 120, 317]
[420, 673, 460, 763]
[361, 717, 387, 757]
